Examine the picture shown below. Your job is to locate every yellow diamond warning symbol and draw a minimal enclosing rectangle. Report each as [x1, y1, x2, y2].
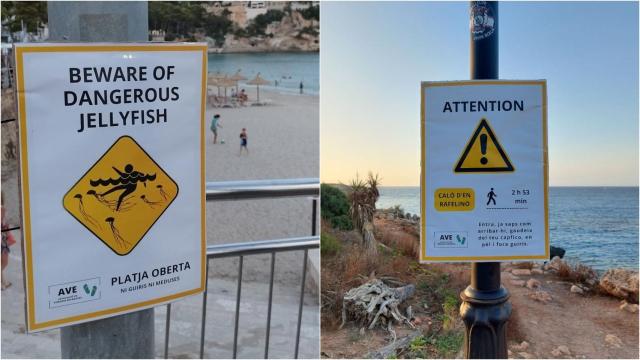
[454, 118, 514, 173]
[63, 136, 178, 256]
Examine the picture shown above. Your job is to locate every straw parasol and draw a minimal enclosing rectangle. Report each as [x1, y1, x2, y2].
[246, 73, 270, 102]
[208, 71, 226, 96]
[219, 76, 236, 99]
[229, 69, 248, 93]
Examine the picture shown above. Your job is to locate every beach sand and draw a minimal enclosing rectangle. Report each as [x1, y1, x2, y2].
[204, 89, 319, 285]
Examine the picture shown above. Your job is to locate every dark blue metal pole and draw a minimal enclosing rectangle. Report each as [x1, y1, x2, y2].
[460, 2, 511, 359]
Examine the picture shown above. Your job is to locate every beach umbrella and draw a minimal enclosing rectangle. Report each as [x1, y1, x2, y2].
[229, 69, 248, 93]
[208, 71, 226, 96]
[219, 76, 236, 99]
[246, 73, 270, 102]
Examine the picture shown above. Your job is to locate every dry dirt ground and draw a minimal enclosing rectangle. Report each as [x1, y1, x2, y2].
[503, 270, 639, 359]
[321, 220, 638, 359]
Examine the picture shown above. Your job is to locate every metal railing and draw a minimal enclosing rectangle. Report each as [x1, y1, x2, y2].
[163, 178, 320, 359]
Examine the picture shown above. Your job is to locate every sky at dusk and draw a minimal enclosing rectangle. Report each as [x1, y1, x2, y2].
[320, 1, 639, 186]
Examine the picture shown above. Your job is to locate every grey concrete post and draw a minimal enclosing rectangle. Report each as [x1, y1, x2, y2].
[47, 2, 154, 358]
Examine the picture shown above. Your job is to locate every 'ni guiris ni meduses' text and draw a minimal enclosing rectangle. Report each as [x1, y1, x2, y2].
[64, 66, 181, 133]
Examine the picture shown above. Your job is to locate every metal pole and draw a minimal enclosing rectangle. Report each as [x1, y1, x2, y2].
[461, 2, 511, 359]
[51, 2, 154, 358]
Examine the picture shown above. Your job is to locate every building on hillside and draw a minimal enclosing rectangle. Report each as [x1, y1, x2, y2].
[203, 1, 317, 29]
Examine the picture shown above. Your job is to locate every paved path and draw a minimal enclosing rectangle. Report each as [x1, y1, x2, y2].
[1, 230, 319, 359]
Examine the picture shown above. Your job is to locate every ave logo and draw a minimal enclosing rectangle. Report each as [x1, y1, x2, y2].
[58, 286, 77, 296]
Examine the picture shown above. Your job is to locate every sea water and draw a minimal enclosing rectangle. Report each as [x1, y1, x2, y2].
[208, 52, 319, 95]
[377, 186, 639, 271]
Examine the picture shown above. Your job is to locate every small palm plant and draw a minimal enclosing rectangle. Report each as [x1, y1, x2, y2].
[348, 172, 381, 255]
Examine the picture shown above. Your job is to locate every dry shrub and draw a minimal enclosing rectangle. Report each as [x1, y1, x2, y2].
[572, 263, 597, 284]
[556, 260, 597, 286]
[321, 242, 381, 328]
[379, 228, 419, 258]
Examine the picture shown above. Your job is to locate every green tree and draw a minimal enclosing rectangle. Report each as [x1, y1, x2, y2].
[246, 9, 284, 36]
[1, 1, 48, 33]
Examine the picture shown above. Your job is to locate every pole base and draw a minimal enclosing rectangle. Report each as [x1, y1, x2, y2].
[460, 286, 511, 359]
[60, 308, 155, 359]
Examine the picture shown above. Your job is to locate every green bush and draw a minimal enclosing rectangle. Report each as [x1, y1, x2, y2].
[321, 233, 341, 255]
[321, 184, 353, 230]
[299, 5, 319, 21]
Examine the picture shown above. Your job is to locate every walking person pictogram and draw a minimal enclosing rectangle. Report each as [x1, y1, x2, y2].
[487, 187, 497, 206]
[90, 164, 156, 211]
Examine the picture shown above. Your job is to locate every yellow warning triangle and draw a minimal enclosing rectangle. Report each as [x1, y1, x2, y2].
[454, 118, 514, 173]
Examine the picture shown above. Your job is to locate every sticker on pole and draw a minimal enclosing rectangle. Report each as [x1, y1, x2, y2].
[15, 43, 207, 332]
[420, 80, 548, 262]
[62, 136, 178, 256]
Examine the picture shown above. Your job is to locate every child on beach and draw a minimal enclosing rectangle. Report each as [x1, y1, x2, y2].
[239, 128, 248, 155]
[210, 114, 222, 144]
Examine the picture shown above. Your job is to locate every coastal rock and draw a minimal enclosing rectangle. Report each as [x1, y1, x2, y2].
[529, 290, 552, 303]
[570, 285, 585, 295]
[512, 269, 532, 276]
[551, 345, 570, 357]
[526, 279, 541, 290]
[550, 245, 566, 259]
[545, 256, 565, 271]
[557, 345, 571, 355]
[511, 341, 529, 352]
[412, 214, 419, 221]
[510, 280, 526, 287]
[619, 300, 639, 313]
[599, 269, 639, 303]
[604, 334, 622, 348]
[531, 268, 544, 275]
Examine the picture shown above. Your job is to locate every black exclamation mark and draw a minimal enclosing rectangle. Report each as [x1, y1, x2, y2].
[480, 134, 488, 165]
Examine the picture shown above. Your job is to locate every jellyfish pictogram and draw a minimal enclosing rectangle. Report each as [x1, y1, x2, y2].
[140, 194, 163, 209]
[105, 217, 129, 250]
[157, 184, 169, 201]
[73, 194, 100, 229]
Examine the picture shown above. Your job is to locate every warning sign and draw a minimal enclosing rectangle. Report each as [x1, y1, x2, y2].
[63, 136, 178, 256]
[454, 119, 514, 173]
[420, 80, 548, 262]
[15, 43, 207, 332]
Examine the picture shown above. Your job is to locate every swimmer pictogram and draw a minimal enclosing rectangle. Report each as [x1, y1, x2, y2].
[63, 136, 179, 256]
[90, 164, 156, 211]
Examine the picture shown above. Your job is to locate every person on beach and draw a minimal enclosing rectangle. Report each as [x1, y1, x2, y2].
[239, 128, 248, 155]
[210, 114, 222, 144]
[237, 89, 248, 106]
[299, 81, 304, 94]
[1, 192, 16, 290]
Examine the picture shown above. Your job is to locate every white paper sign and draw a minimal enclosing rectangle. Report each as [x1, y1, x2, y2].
[15, 43, 207, 331]
[420, 80, 548, 262]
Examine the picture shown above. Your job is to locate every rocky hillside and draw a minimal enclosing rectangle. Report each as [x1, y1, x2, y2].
[209, 11, 318, 53]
